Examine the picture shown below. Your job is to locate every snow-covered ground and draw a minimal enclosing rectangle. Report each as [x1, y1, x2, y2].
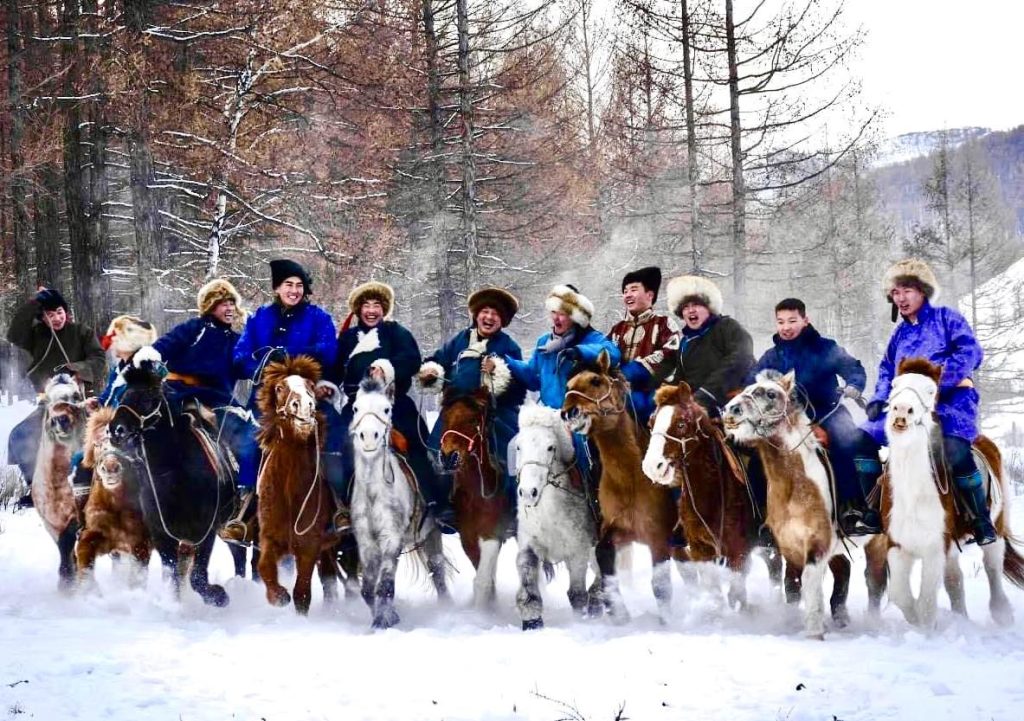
[3, 408, 1024, 721]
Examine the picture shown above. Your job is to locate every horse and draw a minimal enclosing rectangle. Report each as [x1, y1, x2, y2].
[32, 373, 87, 590]
[76, 407, 152, 590]
[436, 386, 512, 607]
[722, 369, 887, 638]
[880, 357, 1024, 629]
[254, 355, 345, 614]
[350, 374, 450, 628]
[514, 402, 600, 629]
[642, 383, 763, 609]
[561, 350, 678, 623]
[109, 348, 235, 606]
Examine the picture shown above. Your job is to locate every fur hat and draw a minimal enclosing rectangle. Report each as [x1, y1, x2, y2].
[102, 315, 157, 356]
[545, 284, 595, 328]
[622, 266, 662, 301]
[198, 278, 243, 317]
[347, 281, 395, 318]
[468, 287, 519, 326]
[883, 258, 940, 301]
[35, 288, 69, 313]
[269, 259, 313, 295]
[666, 275, 723, 317]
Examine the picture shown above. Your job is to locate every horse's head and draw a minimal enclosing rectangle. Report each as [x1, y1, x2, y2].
[350, 376, 393, 455]
[110, 357, 167, 454]
[643, 383, 712, 485]
[886, 358, 940, 445]
[561, 349, 626, 434]
[42, 373, 85, 445]
[82, 407, 130, 491]
[722, 369, 804, 446]
[515, 403, 575, 508]
[438, 388, 490, 473]
[258, 355, 322, 440]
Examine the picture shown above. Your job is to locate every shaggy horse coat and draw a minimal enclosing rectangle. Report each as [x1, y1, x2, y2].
[255, 356, 341, 613]
[76, 407, 152, 588]
[879, 357, 1024, 629]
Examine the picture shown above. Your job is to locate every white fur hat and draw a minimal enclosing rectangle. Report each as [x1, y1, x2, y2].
[883, 258, 940, 301]
[666, 275, 724, 317]
[545, 284, 595, 328]
[103, 315, 157, 356]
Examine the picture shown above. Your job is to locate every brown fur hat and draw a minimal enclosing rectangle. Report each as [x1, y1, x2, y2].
[468, 287, 519, 326]
[884, 258, 940, 301]
[545, 284, 595, 328]
[197, 278, 245, 323]
[347, 281, 395, 318]
[103, 315, 157, 356]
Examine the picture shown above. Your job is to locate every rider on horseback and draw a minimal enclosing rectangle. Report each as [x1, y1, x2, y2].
[854, 259, 995, 545]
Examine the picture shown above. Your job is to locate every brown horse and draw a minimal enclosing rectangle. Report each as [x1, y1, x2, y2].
[642, 383, 761, 608]
[437, 387, 512, 607]
[32, 373, 87, 590]
[76, 407, 152, 589]
[562, 350, 677, 622]
[255, 356, 340, 614]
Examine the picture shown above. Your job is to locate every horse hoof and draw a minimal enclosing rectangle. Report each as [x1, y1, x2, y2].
[202, 585, 229, 607]
[831, 606, 850, 629]
[372, 609, 400, 630]
[991, 602, 1014, 628]
[268, 588, 291, 607]
[806, 632, 826, 641]
[522, 618, 544, 631]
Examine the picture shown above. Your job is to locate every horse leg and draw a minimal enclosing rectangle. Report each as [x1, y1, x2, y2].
[424, 528, 450, 603]
[981, 537, 1014, 627]
[915, 549, 944, 631]
[764, 546, 783, 597]
[130, 542, 151, 590]
[75, 529, 102, 591]
[190, 538, 228, 607]
[586, 549, 604, 618]
[337, 536, 361, 599]
[56, 520, 79, 593]
[516, 544, 544, 630]
[864, 535, 889, 617]
[726, 554, 750, 611]
[473, 538, 501, 609]
[828, 555, 851, 629]
[360, 550, 381, 611]
[258, 542, 291, 607]
[800, 556, 829, 639]
[944, 546, 967, 617]
[175, 543, 196, 602]
[784, 562, 802, 604]
[596, 532, 629, 623]
[886, 547, 918, 625]
[229, 544, 247, 578]
[318, 549, 340, 606]
[650, 541, 673, 623]
[155, 540, 179, 596]
[566, 553, 590, 618]
[251, 546, 261, 583]
[292, 549, 317, 615]
[372, 547, 401, 629]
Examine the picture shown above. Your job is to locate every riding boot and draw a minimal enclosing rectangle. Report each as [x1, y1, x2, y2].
[840, 458, 883, 536]
[956, 470, 998, 546]
[218, 488, 258, 545]
[325, 495, 353, 538]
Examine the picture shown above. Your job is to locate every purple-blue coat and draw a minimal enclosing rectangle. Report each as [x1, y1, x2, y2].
[863, 301, 983, 443]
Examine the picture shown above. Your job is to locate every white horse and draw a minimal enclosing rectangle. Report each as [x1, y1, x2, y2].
[349, 370, 449, 628]
[513, 403, 600, 630]
[882, 360, 1023, 629]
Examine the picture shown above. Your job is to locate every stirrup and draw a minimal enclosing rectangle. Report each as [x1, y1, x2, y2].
[218, 520, 254, 546]
[969, 522, 998, 546]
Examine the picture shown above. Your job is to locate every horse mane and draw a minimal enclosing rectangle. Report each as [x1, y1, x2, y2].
[897, 357, 942, 383]
[82, 407, 117, 469]
[44, 373, 80, 404]
[257, 355, 322, 418]
[518, 402, 574, 460]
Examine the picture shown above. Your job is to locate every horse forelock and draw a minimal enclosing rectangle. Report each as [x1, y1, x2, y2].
[518, 403, 574, 460]
[890, 373, 938, 412]
[45, 375, 81, 405]
[83, 407, 117, 468]
[897, 357, 942, 383]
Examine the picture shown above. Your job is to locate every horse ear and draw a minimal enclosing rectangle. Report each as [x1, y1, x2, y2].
[596, 349, 610, 374]
[676, 382, 693, 401]
[654, 384, 679, 408]
[779, 370, 796, 393]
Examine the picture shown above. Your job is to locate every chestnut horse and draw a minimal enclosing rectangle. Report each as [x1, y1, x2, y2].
[437, 386, 512, 607]
[32, 373, 87, 590]
[642, 383, 762, 609]
[880, 357, 1024, 629]
[562, 350, 677, 623]
[76, 407, 152, 589]
[255, 356, 341, 614]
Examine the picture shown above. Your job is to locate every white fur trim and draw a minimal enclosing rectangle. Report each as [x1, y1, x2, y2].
[665, 275, 724, 317]
[884, 258, 941, 300]
[350, 327, 381, 357]
[107, 316, 158, 356]
[545, 285, 594, 328]
[370, 358, 396, 387]
[416, 361, 445, 395]
[482, 355, 512, 397]
[132, 345, 162, 368]
[316, 380, 344, 415]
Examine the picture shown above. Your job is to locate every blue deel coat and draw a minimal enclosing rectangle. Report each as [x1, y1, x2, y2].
[747, 324, 866, 422]
[863, 301, 984, 444]
[506, 327, 622, 410]
[97, 360, 131, 408]
[232, 300, 337, 383]
[153, 316, 240, 408]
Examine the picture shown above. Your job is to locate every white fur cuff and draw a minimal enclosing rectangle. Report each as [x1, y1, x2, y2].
[482, 355, 512, 397]
[315, 380, 344, 415]
[416, 361, 445, 395]
[133, 345, 162, 368]
[370, 358, 396, 387]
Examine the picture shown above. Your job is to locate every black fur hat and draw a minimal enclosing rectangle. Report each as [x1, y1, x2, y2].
[35, 288, 69, 313]
[269, 259, 312, 295]
[621, 266, 662, 302]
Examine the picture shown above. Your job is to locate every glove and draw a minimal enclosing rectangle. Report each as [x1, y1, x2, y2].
[265, 347, 287, 365]
[560, 347, 580, 363]
[841, 386, 862, 400]
[865, 400, 885, 422]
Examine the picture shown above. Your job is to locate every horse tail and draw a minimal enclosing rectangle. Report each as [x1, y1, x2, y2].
[543, 561, 556, 584]
[1002, 539, 1024, 590]
[974, 435, 1009, 533]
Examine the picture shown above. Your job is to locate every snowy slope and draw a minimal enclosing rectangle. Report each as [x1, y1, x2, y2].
[874, 127, 991, 168]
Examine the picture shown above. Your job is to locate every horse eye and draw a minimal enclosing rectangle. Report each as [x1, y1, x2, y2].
[590, 378, 601, 387]
[385, 407, 392, 415]
[766, 390, 777, 400]
[908, 408, 914, 414]
[353, 405, 359, 414]
[547, 445, 554, 452]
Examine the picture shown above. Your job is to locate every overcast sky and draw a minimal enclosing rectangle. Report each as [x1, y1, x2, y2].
[848, 0, 1024, 136]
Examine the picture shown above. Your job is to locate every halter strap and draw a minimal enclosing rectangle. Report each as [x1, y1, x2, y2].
[564, 378, 627, 417]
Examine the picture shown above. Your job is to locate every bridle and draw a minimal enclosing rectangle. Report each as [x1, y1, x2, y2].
[564, 377, 627, 417]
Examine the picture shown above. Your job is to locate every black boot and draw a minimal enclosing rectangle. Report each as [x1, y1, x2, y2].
[14, 492, 33, 510]
[957, 471, 997, 546]
[840, 458, 883, 536]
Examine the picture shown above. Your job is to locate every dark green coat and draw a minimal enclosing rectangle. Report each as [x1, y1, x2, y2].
[6, 300, 106, 393]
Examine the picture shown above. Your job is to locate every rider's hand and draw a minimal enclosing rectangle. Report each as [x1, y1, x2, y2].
[865, 400, 885, 422]
[482, 357, 496, 374]
[369, 367, 385, 381]
[266, 347, 287, 365]
[84, 397, 100, 413]
[842, 385, 862, 400]
[315, 385, 334, 401]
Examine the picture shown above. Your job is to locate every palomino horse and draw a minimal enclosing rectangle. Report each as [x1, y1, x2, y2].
[643, 383, 763, 609]
[881, 358, 1024, 629]
[109, 349, 235, 606]
[723, 370, 887, 638]
[514, 402, 599, 630]
[350, 374, 450, 628]
[255, 356, 343, 614]
[437, 386, 512, 607]
[32, 373, 87, 590]
[76, 407, 152, 589]
[562, 350, 677, 623]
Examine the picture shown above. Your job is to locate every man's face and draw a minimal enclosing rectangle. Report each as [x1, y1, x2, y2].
[211, 300, 236, 326]
[475, 306, 503, 337]
[42, 307, 67, 331]
[360, 299, 384, 327]
[551, 310, 573, 335]
[775, 309, 809, 341]
[891, 285, 926, 319]
[275, 277, 305, 308]
[622, 282, 654, 315]
[680, 302, 710, 331]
